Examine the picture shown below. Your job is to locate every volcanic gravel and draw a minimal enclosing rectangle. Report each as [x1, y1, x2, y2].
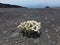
[0, 8, 60, 45]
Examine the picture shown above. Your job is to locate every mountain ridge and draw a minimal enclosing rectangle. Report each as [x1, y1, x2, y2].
[0, 3, 26, 8]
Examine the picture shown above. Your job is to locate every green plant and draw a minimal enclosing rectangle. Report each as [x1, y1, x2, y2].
[17, 20, 41, 33]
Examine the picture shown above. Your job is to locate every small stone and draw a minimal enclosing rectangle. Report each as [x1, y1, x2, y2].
[24, 14, 27, 16]
[10, 33, 19, 37]
[52, 18, 54, 21]
[52, 41, 55, 44]
[55, 29, 58, 32]
[0, 35, 1, 36]
[34, 38, 39, 43]
[58, 26, 60, 30]
[45, 17, 48, 20]
[47, 34, 50, 39]
[45, 29, 48, 32]
[54, 28, 56, 30]
[17, 44, 20, 45]
[52, 24, 55, 27]
[2, 44, 6, 45]
[5, 39, 9, 42]
[15, 38, 18, 41]
[3, 31, 7, 34]
[15, 41, 18, 44]
[46, 21, 50, 23]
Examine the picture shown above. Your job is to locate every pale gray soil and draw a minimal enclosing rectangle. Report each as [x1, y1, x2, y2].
[0, 8, 60, 45]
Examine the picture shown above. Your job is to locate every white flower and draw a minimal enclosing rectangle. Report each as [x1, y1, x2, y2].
[17, 20, 41, 32]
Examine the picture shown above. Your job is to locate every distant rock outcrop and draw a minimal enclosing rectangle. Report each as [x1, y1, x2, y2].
[0, 3, 26, 8]
[45, 6, 50, 8]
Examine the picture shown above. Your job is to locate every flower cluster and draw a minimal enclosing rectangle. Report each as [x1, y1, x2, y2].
[17, 20, 41, 32]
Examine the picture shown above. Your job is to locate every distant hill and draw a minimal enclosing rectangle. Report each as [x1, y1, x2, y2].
[0, 3, 26, 8]
[44, 6, 50, 8]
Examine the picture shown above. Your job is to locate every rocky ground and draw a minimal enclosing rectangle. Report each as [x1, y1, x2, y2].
[0, 8, 60, 45]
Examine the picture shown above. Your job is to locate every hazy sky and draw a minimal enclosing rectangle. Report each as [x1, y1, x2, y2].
[0, 0, 60, 8]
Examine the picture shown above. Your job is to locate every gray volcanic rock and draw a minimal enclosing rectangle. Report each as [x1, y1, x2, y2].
[0, 8, 60, 45]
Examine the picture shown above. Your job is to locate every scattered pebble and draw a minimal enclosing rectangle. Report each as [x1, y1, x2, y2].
[53, 28, 56, 30]
[15, 38, 19, 41]
[0, 34, 1, 36]
[53, 27, 59, 32]
[51, 18, 54, 21]
[52, 24, 55, 27]
[58, 26, 60, 30]
[52, 41, 55, 44]
[45, 29, 48, 32]
[10, 33, 19, 37]
[46, 21, 50, 23]
[3, 31, 7, 34]
[24, 14, 27, 17]
[33, 38, 39, 43]
[55, 29, 58, 32]
[45, 17, 48, 20]
[5, 39, 9, 42]
[2, 44, 7, 45]
[47, 34, 50, 39]
[15, 41, 18, 44]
